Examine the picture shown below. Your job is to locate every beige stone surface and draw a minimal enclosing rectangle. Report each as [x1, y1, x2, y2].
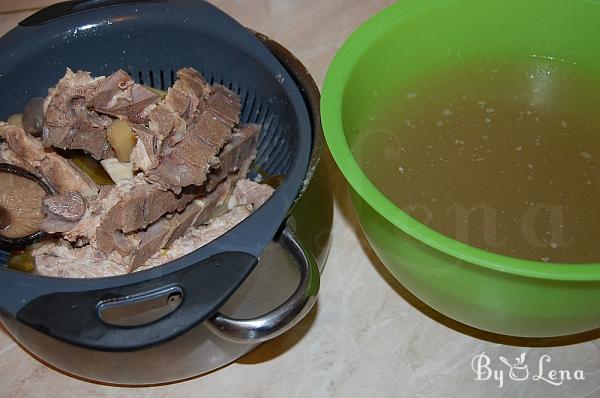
[0, 1, 598, 397]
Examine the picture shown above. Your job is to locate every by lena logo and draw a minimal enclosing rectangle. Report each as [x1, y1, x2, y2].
[471, 352, 586, 388]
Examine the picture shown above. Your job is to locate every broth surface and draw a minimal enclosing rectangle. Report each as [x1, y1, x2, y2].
[353, 56, 600, 263]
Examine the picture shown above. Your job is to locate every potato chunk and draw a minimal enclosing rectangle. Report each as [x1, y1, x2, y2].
[100, 158, 134, 183]
[7, 114, 22, 127]
[107, 119, 137, 162]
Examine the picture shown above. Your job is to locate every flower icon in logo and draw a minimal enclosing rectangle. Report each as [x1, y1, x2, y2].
[499, 353, 529, 381]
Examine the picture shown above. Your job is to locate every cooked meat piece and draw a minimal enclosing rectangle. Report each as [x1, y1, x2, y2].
[205, 124, 260, 191]
[43, 69, 159, 160]
[193, 154, 256, 226]
[130, 124, 160, 172]
[163, 201, 206, 248]
[26, 66, 272, 278]
[114, 182, 231, 272]
[100, 199, 204, 271]
[125, 223, 171, 269]
[62, 179, 137, 244]
[163, 82, 199, 120]
[229, 179, 275, 210]
[205, 85, 242, 126]
[193, 111, 235, 148]
[175, 67, 212, 101]
[140, 205, 253, 270]
[130, 99, 189, 174]
[38, 153, 99, 197]
[34, 175, 265, 276]
[43, 69, 114, 160]
[129, 121, 255, 195]
[144, 111, 233, 192]
[95, 185, 198, 256]
[130, 99, 188, 174]
[129, 75, 196, 178]
[55, 173, 197, 246]
[88, 70, 160, 121]
[143, 68, 209, 140]
[99, 183, 198, 235]
[107, 194, 218, 272]
[201, 204, 253, 236]
[42, 214, 77, 234]
[143, 68, 240, 193]
[101, 172, 230, 271]
[166, 177, 232, 245]
[0, 142, 36, 173]
[144, 131, 220, 193]
[35, 204, 256, 277]
[66, 109, 113, 160]
[99, 153, 253, 272]
[42, 192, 86, 233]
[34, 240, 127, 278]
[22, 97, 45, 137]
[146, 101, 188, 142]
[0, 124, 99, 197]
[2, 122, 45, 162]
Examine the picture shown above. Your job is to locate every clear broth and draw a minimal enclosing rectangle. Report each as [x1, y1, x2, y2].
[353, 56, 600, 263]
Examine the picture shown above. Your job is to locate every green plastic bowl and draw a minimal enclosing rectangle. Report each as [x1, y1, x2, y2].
[321, 0, 600, 337]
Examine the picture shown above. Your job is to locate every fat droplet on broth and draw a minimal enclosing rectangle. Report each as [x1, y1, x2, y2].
[353, 56, 600, 263]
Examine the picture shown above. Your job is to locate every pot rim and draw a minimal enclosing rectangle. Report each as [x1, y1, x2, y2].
[321, 0, 600, 281]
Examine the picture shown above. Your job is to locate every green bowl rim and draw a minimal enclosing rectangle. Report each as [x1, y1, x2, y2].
[320, 0, 600, 281]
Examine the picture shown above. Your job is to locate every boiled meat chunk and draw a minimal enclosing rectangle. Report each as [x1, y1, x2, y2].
[0, 66, 276, 278]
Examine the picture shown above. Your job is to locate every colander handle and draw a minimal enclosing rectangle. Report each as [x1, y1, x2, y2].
[19, 0, 166, 26]
[206, 225, 320, 344]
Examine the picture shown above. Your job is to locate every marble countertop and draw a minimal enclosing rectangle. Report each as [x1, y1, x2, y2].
[0, 1, 598, 397]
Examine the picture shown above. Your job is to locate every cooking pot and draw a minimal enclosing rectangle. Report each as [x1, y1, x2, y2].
[0, 0, 332, 384]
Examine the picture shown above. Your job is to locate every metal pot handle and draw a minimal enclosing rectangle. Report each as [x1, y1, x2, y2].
[206, 225, 320, 344]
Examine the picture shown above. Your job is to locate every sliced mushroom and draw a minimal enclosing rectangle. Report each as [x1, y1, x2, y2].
[41, 191, 86, 234]
[0, 163, 52, 249]
[44, 192, 85, 222]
